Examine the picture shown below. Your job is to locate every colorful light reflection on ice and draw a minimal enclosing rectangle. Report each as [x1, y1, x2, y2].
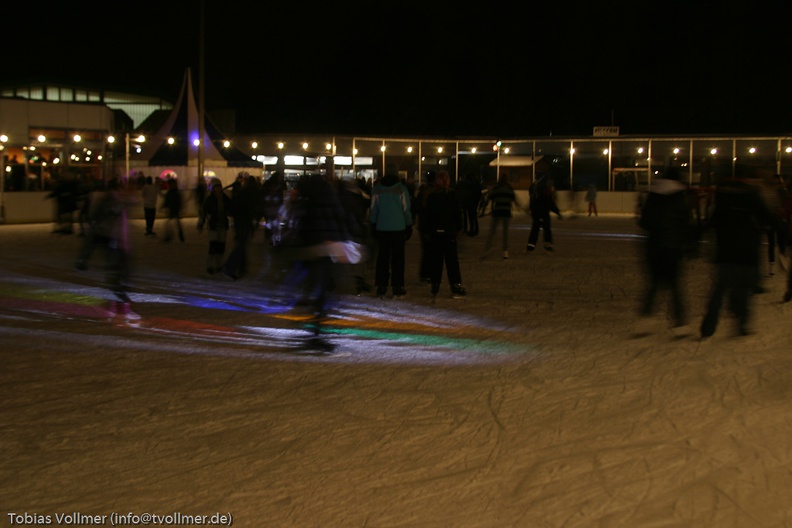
[0, 270, 536, 366]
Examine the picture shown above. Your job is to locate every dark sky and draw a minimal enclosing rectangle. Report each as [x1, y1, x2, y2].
[3, 1, 790, 137]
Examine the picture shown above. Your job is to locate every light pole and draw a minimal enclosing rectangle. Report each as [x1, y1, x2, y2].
[569, 142, 575, 191]
[198, 0, 206, 189]
[124, 133, 145, 185]
[494, 140, 502, 180]
[125, 133, 130, 184]
[0, 134, 7, 223]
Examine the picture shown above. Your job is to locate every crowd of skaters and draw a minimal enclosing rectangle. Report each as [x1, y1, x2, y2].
[637, 168, 792, 338]
[63, 163, 792, 345]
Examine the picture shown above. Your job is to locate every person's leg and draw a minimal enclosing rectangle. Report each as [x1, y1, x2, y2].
[310, 258, 333, 322]
[668, 253, 687, 326]
[461, 210, 470, 235]
[543, 214, 554, 246]
[419, 231, 432, 280]
[375, 233, 392, 295]
[391, 235, 407, 293]
[729, 265, 754, 334]
[501, 217, 511, 251]
[641, 252, 660, 317]
[527, 215, 540, 249]
[224, 225, 251, 278]
[75, 232, 98, 269]
[106, 243, 135, 321]
[701, 263, 728, 337]
[223, 244, 240, 278]
[468, 207, 479, 236]
[428, 236, 443, 296]
[163, 217, 173, 241]
[483, 216, 498, 252]
[239, 230, 251, 277]
[207, 229, 227, 273]
[445, 234, 462, 286]
[144, 208, 154, 234]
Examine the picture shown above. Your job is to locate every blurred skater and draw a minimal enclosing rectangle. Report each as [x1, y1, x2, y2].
[79, 178, 140, 323]
[338, 176, 372, 295]
[638, 167, 694, 329]
[47, 173, 78, 234]
[700, 173, 772, 337]
[294, 169, 352, 351]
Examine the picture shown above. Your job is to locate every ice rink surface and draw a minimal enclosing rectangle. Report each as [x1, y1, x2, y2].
[2, 211, 791, 527]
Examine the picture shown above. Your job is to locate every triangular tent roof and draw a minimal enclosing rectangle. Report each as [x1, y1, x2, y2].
[138, 68, 259, 168]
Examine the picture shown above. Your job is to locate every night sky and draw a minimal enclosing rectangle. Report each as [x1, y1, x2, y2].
[2, 1, 790, 137]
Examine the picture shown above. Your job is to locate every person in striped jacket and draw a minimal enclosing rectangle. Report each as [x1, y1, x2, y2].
[481, 174, 518, 259]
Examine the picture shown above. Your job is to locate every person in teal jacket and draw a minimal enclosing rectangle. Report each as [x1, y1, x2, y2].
[370, 163, 413, 298]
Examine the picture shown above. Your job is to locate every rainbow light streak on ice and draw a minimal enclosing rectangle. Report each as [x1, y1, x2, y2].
[0, 270, 536, 365]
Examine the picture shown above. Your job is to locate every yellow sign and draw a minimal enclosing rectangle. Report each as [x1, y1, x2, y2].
[593, 126, 620, 137]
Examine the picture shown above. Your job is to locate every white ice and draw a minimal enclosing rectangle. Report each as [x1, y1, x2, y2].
[1, 213, 791, 527]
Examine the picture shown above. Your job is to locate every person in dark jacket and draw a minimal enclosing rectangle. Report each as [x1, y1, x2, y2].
[423, 171, 466, 299]
[456, 172, 482, 237]
[338, 176, 372, 295]
[198, 178, 233, 275]
[413, 171, 436, 283]
[782, 186, 792, 303]
[764, 173, 789, 277]
[261, 171, 286, 244]
[638, 167, 693, 328]
[526, 174, 562, 251]
[222, 173, 258, 280]
[48, 173, 79, 234]
[161, 178, 185, 242]
[141, 176, 160, 236]
[700, 174, 772, 337]
[482, 174, 517, 259]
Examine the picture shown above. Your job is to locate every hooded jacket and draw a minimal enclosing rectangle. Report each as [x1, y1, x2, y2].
[370, 174, 413, 232]
[708, 179, 772, 266]
[639, 178, 691, 251]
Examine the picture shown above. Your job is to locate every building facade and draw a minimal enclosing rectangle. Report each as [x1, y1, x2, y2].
[2, 82, 791, 224]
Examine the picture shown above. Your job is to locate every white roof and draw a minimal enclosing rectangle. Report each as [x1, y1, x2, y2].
[488, 155, 544, 167]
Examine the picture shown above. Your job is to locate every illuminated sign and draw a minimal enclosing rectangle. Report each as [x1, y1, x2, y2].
[593, 126, 620, 137]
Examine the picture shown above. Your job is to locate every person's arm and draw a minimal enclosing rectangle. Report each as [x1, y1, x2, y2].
[402, 186, 413, 227]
